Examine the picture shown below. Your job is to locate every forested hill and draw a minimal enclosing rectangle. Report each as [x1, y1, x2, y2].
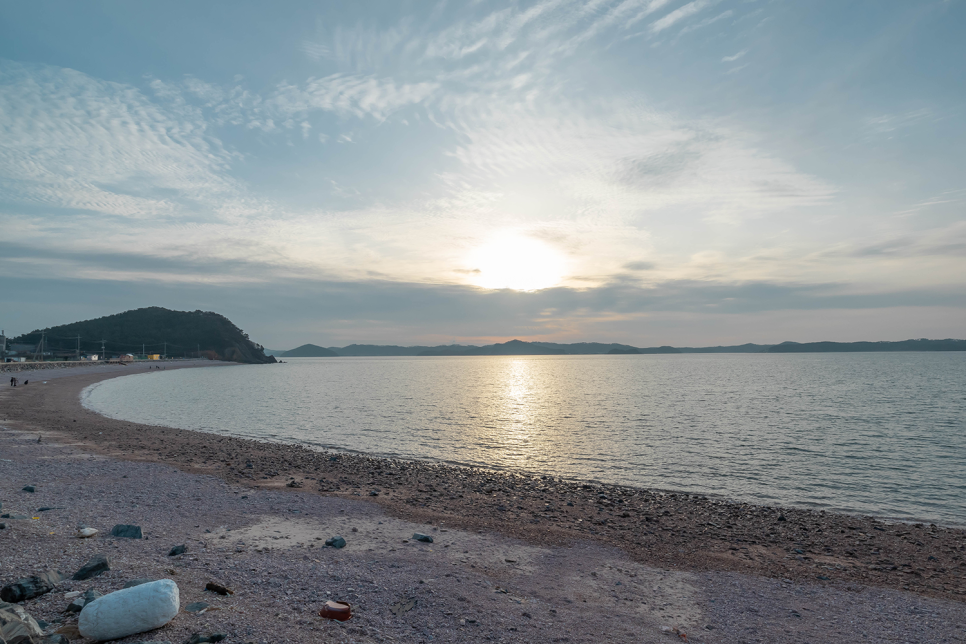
[12, 307, 275, 364]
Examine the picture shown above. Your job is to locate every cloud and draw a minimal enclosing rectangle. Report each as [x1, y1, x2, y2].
[0, 61, 252, 221]
[721, 48, 748, 63]
[650, 0, 722, 34]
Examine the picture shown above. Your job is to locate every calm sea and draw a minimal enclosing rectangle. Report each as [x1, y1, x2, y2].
[82, 353, 966, 526]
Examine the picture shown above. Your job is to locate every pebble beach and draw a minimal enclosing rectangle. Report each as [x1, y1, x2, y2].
[1, 362, 965, 643]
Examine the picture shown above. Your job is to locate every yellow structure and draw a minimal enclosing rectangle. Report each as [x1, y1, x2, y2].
[147, 354, 161, 360]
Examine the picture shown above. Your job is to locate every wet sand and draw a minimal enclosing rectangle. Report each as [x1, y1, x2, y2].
[1, 362, 964, 643]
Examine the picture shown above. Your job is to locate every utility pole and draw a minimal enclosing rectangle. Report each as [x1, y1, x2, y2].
[76, 335, 81, 361]
[100, 339, 106, 361]
[34, 330, 46, 362]
[163, 341, 167, 360]
[197, 343, 200, 358]
[142, 343, 145, 359]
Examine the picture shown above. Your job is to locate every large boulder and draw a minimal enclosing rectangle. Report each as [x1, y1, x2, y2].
[78, 580, 179, 642]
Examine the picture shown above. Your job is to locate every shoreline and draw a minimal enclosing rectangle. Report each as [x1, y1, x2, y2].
[2, 363, 963, 605]
[3, 365, 966, 643]
[82, 373, 965, 532]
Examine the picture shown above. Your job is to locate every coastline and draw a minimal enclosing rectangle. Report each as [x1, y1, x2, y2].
[2, 363, 965, 643]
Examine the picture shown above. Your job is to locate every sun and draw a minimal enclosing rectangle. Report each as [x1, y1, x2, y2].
[467, 234, 566, 291]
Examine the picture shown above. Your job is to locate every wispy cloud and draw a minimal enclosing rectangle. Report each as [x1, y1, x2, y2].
[650, 0, 722, 33]
[721, 48, 748, 63]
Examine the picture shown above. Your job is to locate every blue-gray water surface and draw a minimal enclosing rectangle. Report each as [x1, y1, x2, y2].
[82, 353, 966, 525]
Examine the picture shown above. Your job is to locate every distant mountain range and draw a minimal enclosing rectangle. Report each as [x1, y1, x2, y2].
[765, 339, 966, 353]
[282, 344, 339, 357]
[271, 338, 965, 357]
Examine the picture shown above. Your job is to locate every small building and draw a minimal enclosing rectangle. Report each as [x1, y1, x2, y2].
[147, 354, 161, 360]
[4, 356, 26, 363]
[81, 354, 99, 361]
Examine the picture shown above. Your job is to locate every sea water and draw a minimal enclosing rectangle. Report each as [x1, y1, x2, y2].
[82, 353, 966, 525]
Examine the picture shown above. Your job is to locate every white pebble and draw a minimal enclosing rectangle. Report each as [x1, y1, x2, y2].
[77, 528, 98, 538]
[78, 579, 179, 641]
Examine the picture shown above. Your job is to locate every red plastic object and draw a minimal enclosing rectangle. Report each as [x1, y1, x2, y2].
[318, 600, 352, 621]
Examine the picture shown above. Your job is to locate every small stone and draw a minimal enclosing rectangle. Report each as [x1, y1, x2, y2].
[124, 578, 155, 589]
[368, 491, 379, 496]
[22, 486, 35, 493]
[186, 633, 227, 644]
[66, 597, 87, 613]
[110, 524, 143, 539]
[46, 634, 70, 644]
[72, 554, 111, 581]
[324, 536, 346, 548]
[84, 589, 103, 603]
[0, 523, 5, 530]
[184, 602, 209, 614]
[204, 582, 233, 596]
[412, 533, 434, 543]
[77, 527, 98, 539]
[64, 591, 82, 599]
[1, 570, 65, 602]
[168, 545, 187, 557]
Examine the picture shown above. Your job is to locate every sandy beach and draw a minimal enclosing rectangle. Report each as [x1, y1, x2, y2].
[1, 362, 964, 643]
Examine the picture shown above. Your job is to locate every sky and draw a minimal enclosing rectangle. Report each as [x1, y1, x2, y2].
[1, 0, 964, 349]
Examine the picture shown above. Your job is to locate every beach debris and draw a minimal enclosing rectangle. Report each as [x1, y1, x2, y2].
[123, 578, 155, 589]
[55, 623, 82, 639]
[324, 536, 347, 549]
[72, 554, 111, 581]
[412, 533, 434, 543]
[110, 524, 143, 539]
[78, 579, 180, 642]
[1, 571, 65, 603]
[184, 601, 209, 614]
[186, 632, 227, 643]
[389, 598, 417, 616]
[318, 600, 352, 621]
[22, 486, 35, 493]
[168, 544, 188, 557]
[76, 527, 98, 539]
[0, 601, 46, 643]
[204, 582, 233, 596]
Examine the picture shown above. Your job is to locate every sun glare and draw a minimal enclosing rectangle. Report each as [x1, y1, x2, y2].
[467, 234, 566, 291]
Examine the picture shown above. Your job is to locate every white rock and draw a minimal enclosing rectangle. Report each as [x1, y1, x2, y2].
[77, 528, 98, 538]
[64, 591, 82, 599]
[78, 579, 179, 641]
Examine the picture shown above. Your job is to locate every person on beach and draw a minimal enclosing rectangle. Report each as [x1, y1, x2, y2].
[9, 377, 13, 386]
